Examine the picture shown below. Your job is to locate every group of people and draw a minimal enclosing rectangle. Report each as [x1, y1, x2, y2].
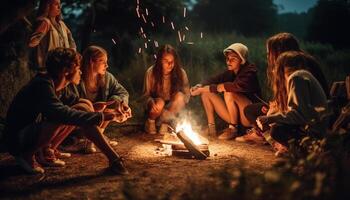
[1, 0, 330, 175]
[146, 33, 329, 156]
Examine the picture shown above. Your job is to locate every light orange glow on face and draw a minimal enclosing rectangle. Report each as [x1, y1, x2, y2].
[93, 54, 108, 75]
[225, 52, 241, 71]
[161, 53, 175, 75]
[49, 0, 61, 17]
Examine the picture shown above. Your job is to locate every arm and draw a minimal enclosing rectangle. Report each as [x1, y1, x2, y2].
[38, 80, 103, 126]
[28, 19, 50, 47]
[107, 73, 129, 105]
[266, 76, 314, 125]
[143, 67, 154, 105]
[222, 66, 259, 93]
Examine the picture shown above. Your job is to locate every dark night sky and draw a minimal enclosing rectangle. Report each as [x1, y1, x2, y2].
[274, 0, 318, 13]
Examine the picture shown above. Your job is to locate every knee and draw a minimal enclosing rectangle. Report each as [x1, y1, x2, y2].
[224, 92, 238, 102]
[150, 98, 165, 112]
[172, 92, 186, 104]
[200, 92, 210, 101]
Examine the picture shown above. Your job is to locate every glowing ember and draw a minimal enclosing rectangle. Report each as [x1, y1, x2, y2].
[176, 121, 202, 145]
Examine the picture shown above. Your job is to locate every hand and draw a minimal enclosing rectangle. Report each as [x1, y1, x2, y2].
[102, 111, 116, 121]
[94, 100, 115, 112]
[256, 116, 269, 131]
[190, 85, 203, 96]
[120, 102, 132, 119]
[148, 98, 162, 113]
[217, 84, 225, 93]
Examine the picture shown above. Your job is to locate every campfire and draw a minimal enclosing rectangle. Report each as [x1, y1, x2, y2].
[156, 121, 210, 160]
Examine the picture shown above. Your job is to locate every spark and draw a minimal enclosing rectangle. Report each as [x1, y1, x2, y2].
[200, 32, 203, 39]
[154, 40, 159, 47]
[162, 16, 165, 23]
[144, 42, 148, 49]
[151, 21, 155, 27]
[183, 7, 187, 18]
[171, 21, 175, 30]
[187, 42, 194, 45]
[185, 26, 189, 31]
[142, 14, 147, 23]
[153, 54, 157, 59]
[112, 38, 116, 45]
[146, 8, 149, 16]
[138, 47, 142, 53]
[178, 30, 182, 42]
[136, 7, 140, 18]
[140, 27, 144, 33]
[182, 34, 186, 41]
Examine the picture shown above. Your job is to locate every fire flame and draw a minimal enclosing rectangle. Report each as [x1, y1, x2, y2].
[176, 121, 202, 145]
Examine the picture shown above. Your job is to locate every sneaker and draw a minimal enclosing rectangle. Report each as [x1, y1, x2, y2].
[36, 148, 66, 167]
[15, 155, 45, 174]
[84, 141, 97, 154]
[159, 123, 170, 135]
[235, 128, 265, 144]
[145, 119, 157, 134]
[109, 140, 119, 146]
[103, 135, 118, 147]
[54, 149, 71, 158]
[109, 158, 129, 175]
[272, 142, 288, 157]
[218, 127, 239, 140]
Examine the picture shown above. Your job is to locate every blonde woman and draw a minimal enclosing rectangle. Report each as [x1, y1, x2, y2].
[70, 45, 131, 153]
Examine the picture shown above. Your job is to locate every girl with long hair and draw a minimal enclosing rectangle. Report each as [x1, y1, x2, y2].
[28, 0, 76, 69]
[256, 51, 329, 151]
[70, 45, 131, 153]
[143, 44, 190, 135]
[239, 32, 329, 144]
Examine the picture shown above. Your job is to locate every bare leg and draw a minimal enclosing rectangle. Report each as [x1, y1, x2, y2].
[50, 125, 76, 149]
[224, 92, 252, 127]
[201, 92, 231, 124]
[81, 125, 120, 161]
[161, 92, 186, 122]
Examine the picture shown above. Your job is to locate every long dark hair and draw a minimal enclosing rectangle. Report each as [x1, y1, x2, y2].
[266, 33, 300, 89]
[151, 44, 184, 97]
[266, 32, 329, 97]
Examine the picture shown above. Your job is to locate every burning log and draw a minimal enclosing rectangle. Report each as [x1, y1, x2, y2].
[176, 130, 208, 160]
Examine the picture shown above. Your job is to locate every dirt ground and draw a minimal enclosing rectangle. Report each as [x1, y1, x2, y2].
[0, 125, 277, 200]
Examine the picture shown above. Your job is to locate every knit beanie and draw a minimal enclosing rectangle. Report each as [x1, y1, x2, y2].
[223, 43, 248, 65]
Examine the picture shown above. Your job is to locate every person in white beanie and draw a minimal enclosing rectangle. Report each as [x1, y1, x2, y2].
[190, 43, 262, 140]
